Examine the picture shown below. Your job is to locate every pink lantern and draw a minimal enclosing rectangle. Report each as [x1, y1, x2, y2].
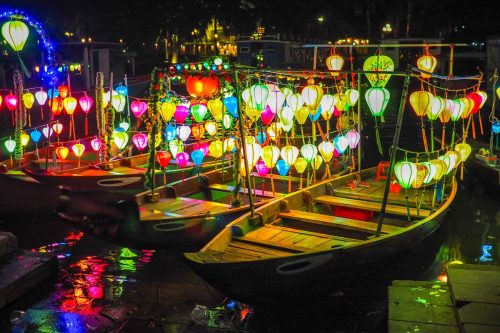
[332, 106, 341, 117]
[79, 95, 93, 113]
[255, 159, 270, 176]
[174, 105, 189, 123]
[193, 141, 209, 156]
[346, 130, 361, 149]
[91, 138, 102, 151]
[131, 100, 147, 118]
[176, 151, 190, 168]
[333, 148, 340, 158]
[5, 94, 18, 111]
[260, 106, 275, 126]
[132, 133, 148, 151]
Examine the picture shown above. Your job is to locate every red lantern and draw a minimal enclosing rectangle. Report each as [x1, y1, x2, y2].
[49, 97, 64, 115]
[466, 92, 482, 114]
[192, 141, 209, 156]
[156, 151, 172, 168]
[5, 93, 18, 111]
[186, 76, 219, 98]
[57, 85, 69, 99]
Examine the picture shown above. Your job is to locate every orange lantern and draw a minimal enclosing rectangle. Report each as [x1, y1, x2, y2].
[49, 97, 64, 115]
[186, 76, 219, 98]
[191, 124, 206, 140]
[55, 146, 69, 160]
[57, 85, 69, 99]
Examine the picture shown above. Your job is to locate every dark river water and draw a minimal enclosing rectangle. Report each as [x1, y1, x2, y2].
[0, 164, 498, 333]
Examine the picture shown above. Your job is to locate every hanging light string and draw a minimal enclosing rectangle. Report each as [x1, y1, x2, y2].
[489, 69, 498, 124]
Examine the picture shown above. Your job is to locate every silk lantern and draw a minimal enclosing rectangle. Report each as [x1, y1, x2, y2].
[280, 145, 299, 166]
[417, 54, 437, 79]
[312, 155, 323, 170]
[262, 145, 280, 168]
[333, 135, 349, 154]
[205, 121, 217, 136]
[345, 89, 360, 107]
[276, 159, 290, 176]
[72, 143, 85, 157]
[302, 84, 323, 111]
[294, 106, 309, 125]
[412, 164, 429, 188]
[22, 92, 35, 109]
[116, 85, 128, 96]
[194, 141, 209, 156]
[176, 151, 190, 168]
[301, 144, 318, 163]
[118, 121, 130, 132]
[394, 161, 417, 189]
[318, 141, 335, 163]
[266, 88, 285, 114]
[365, 87, 390, 116]
[191, 150, 205, 166]
[35, 90, 48, 106]
[169, 139, 184, 158]
[191, 103, 208, 122]
[42, 126, 53, 138]
[455, 143, 471, 162]
[177, 125, 191, 141]
[222, 114, 233, 130]
[131, 100, 147, 118]
[242, 142, 262, 168]
[160, 101, 175, 122]
[186, 76, 219, 98]
[363, 53, 394, 87]
[346, 130, 360, 148]
[334, 93, 349, 112]
[326, 54, 344, 72]
[52, 123, 63, 135]
[49, 97, 63, 115]
[207, 99, 224, 121]
[223, 137, 236, 152]
[91, 138, 102, 151]
[476, 91, 488, 108]
[174, 105, 189, 123]
[20, 133, 30, 146]
[57, 85, 69, 99]
[63, 96, 77, 115]
[209, 140, 224, 158]
[466, 92, 482, 114]
[223, 96, 238, 118]
[56, 146, 69, 160]
[191, 124, 206, 140]
[260, 106, 276, 125]
[429, 159, 446, 181]
[410, 91, 434, 117]
[132, 133, 148, 151]
[2, 20, 29, 51]
[287, 93, 305, 112]
[165, 124, 177, 141]
[30, 129, 41, 143]
[255, 160, 269, 176]
[156, 151, 172, 168]
[421, 161, 438, 184]
[79, 95, 93, 113]
[5, 93, 18, 111]
[319, 94, 335, 120]
[250, 84, 269, 111]
[112, 132, 128, 150]
[428, 96, 445, 120]
[111, 94, 126, 112]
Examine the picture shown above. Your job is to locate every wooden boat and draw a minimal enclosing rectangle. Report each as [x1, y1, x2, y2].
[184, 167, 457, 304]
[465, 139, 500, 187]
[23, 153, 229, 192]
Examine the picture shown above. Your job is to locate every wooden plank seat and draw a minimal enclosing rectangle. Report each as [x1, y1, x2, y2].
[233, 236, 309, 253]
[314, 195, 431, 218]
[279, 210, 402, 235]
[207, 183, 282, 198]
[249, 172, 301, 183]
[265, 224, 361, 243]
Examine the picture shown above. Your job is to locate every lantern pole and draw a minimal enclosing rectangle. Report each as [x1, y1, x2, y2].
[234, 69, 256, 217]
[375, 66, 412, 237]
[357, 73, 362, 173]
[490, 68, 498, 156]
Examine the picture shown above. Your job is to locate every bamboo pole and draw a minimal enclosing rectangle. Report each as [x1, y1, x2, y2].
[376, 66, 412, 237]
[234, 70, 256, 217]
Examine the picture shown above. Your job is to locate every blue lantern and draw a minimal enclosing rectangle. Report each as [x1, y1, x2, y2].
[190, 150, 204, 166]
[257, 131, 267, 145]
[165, 124, 177, 141]
[493, 121, 500, 134]
[30, 129, 42, 143]
[116, 85, 128, 96]
[47, 88, 59, 98]
[276, 159, 290, 176]
[308, 106, 322, 122]
[224, 96, 238, 118]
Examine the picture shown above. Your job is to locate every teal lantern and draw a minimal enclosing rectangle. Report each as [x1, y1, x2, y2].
[165, 124, 177, 141]
[190, 150, 205, 166]
[276, 159, 290, 176]
[223, 96, 238, 118]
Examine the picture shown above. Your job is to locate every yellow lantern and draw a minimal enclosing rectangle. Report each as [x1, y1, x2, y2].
[22, 92, 35, 109]
[112, 132, 129, 150]
[334, 93, 349, 112]
[477, 91, 488, 108]
[287, 93, 304, 112]
[266, 122, 281, 141]
[326, 54, 344, 73]
[209, 140, 224, 158]
[244, 105, 261, 122]
[169, 139, 184, 158]
[417, 54, 437, 79]
[148, 132, 162, 148]
[245, 136, 256, 144]
[2, 20, 29, 51]
[63, 96, 78, 115]
[429, 159, 446, 180]
[111, 94, 126, 112]
[294, 157, 308, 174]
[72, 143, 85, 157]
[279, 106, 295, 127]
[207, 99, 224, 121]
[294, 106, 309, 125]
[205, 121, 217, 136]
[262, 145, 280, 168]
[428, 96, 445, 120]
[55, 146, 69, 160]
[312, 155, 323, 170]
[160, 102, 176, 122]
[345, 89, 360, 107]
[439, 153, 458, 175]
[318, 141, 335, 163]
[363, 54, 394, 87]
[280, 146, 299, 166]
[409, 91, 434, 117]
[455, 143, 471, 162]
[411, 163, 429, 188]
[223, 137, 236, 152]
[301, 84, 323, 111]
[20, 132, 30, 146]
[459, 97, 474, 119]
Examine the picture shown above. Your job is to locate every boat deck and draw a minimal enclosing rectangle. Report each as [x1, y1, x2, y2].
[140, 197, 231, 220]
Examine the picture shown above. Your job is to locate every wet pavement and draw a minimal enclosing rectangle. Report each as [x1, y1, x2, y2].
[0, 167, 498, 333]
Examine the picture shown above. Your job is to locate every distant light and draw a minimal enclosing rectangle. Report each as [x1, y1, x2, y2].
[119, 38, 123, 43]
[81, 38, 85, 43]
[88, 37, 92, 42]
[317, 16, 324, 23]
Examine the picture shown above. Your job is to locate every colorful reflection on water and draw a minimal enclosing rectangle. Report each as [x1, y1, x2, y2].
[14, 232, 155, 332]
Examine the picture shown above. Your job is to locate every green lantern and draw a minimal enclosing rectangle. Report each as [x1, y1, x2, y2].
[365, 87, 390, 116]
[394, 161, 417, 189]
[4, 138, 16, 153]
[363, 54, 394, 87]
[250, 83, 269, 111]
[427, 96, 445, 120]
[2, 20, 29, 51]
[191, 104, 208, 122]
[222, 113, 233, 129]
[449, 99, 464, 121]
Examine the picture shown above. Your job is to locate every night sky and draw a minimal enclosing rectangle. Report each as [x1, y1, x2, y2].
[2, 0, 499, 48]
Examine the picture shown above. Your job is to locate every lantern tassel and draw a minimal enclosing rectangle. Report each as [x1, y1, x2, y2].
[85, 114, 89, 136]
[460, 163, 464, 181]
[40, 106, 44, 121]
[432, 184, 436, 209]
[451, 128, 456, 149]
[478, 111, 484, 135]
[421, 119, 429, 153]
[299, 175, 303, 189]
[375, 125, 383, 155]
[430, 122, 434, 152]
[270, 173, 275, 197]
[441, 126, 446, 149]
[288, 175, 292, 193]
[405, 192, 412, 223]
[163, 170, 166, 185]
[472, 117, 476, 139]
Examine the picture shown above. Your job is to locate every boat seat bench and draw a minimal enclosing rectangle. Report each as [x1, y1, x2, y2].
[279, 210, 402, 234]
[206, 183, 281, 198]
[314, 195, 430, 218]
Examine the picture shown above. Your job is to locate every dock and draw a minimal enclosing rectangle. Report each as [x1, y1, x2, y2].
[388, 264, 500, 332]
